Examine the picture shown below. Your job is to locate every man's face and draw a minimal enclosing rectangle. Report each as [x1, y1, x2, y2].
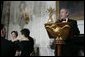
[60, 9, 68, 19]
[1, 28, 6, 37]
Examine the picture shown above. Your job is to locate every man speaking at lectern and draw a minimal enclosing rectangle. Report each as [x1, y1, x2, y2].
[56, 8, 80, 38]
[55, 8, 80, 56]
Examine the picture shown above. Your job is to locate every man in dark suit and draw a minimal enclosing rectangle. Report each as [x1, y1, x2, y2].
[1, 24, 15, 56]
[56, 8, 80, 36]
[55, 8, 80, 56]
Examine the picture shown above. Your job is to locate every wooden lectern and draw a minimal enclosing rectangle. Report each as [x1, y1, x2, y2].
[45, 22, 70, 56]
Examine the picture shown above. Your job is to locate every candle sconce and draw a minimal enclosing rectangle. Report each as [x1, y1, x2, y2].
[47, 7, 56, 23]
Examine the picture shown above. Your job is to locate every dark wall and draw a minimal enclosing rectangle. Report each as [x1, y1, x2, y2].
[59, 1, 84, 20]
[0, 1, 3, 20]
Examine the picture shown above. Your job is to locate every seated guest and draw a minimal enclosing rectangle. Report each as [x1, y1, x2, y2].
[1, 24, 15, 56]
[14, 28, 34, 56]
[11, 31, 21, 56]
[20, 28, 34, 56]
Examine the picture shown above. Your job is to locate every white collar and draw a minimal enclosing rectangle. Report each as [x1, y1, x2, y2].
[62, 18, 68, 23]
[66, 18, 68, 22]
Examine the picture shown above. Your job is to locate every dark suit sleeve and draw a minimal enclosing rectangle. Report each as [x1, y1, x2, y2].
[71, 20, 80, 35]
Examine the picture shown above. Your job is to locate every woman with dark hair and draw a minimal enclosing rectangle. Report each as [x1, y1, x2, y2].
[11, 31, 21, 56]
[17, 28, 34, 56]
[11, 31, 18, 42]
